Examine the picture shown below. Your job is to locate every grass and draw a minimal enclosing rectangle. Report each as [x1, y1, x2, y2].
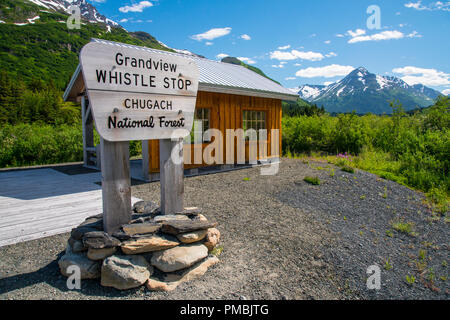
[304, 176, 321, 185]
[405, 275, 416, 285]
[341, 166, 355, 174]
[392, 221, 416, 236]
[210, 245, 223, 257]
[384, 258, 393, 270]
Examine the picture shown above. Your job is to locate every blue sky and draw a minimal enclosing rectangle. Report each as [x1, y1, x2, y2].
[91, 0, 450, 93]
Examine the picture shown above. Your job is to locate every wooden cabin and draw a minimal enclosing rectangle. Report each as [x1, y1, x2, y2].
[64, 39, 298, 181]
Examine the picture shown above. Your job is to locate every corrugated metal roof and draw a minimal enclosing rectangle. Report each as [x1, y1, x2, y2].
[64, 38, 298, 101]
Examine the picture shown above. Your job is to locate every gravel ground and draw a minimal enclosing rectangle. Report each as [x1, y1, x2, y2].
[0, 158, 448, 300]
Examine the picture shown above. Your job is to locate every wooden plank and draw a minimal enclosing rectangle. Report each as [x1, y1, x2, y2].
[100, 138, 132, 233]
[142, 140, 150, 180]
[159, 138, 184, 214]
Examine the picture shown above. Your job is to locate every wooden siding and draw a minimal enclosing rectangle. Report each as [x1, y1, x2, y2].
[147, 91, 282, 173]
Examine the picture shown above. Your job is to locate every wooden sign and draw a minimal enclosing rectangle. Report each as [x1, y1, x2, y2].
[80, 41, 199, 141]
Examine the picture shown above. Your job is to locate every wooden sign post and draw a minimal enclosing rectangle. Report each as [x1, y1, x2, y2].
[160, 138, 184, 214]
[79, 41, 199, 233]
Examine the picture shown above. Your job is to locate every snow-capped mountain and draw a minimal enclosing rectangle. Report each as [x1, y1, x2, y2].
[296, 67, 442, 114]
[28, 0, 120, 27]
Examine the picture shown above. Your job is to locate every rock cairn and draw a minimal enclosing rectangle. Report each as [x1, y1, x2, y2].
[58, 201, 221, 291]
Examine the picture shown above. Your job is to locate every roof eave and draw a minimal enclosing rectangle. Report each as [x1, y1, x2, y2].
[63, 64, 82, 102]
[198, 83, 299, 101]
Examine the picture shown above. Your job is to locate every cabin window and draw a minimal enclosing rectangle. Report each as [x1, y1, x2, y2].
[243, 110, 266, 140]
[185, 108, 211, 144]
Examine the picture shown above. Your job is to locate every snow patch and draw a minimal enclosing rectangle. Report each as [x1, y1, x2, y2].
[299, 86, 324, 100]
[27, 16, 40, 24]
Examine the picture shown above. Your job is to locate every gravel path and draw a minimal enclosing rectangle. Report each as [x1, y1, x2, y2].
[0, 158, 448, 300]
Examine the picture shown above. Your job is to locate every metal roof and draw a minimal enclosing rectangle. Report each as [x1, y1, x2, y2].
[64, 38, 298, 102]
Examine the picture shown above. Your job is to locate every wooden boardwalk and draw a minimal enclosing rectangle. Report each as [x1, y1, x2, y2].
[0, 168, 141, 247]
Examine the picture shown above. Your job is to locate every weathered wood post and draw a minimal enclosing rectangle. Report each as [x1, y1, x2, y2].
[160, 138, 184, 214]
[100, 138, 131, 233]
[78, 40, 198, 234]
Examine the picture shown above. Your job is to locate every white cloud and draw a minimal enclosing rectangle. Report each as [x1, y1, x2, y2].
[324, 81, 334, 86]
[119, 18, 128, 23]
[325, 52, 337, 58]
[347, 29, 366, 38]
[348, 30, 405, 43]
[216, 53, 228, 60]
[272, 62, 287, 68]
[285, 77, 296, 80]
[191, 27, 232, 41]
[392, 66, 450, 86]
[405, 1, 450, 11]
[240, 34, 251, 40]
[238, 57, 256, 64]
[119, 1, 153, 13]
[205, 42, 213, 46]
[442, 89, 450, 95]
[270, 50, 325, 61]
[407, 31, 422, 38]
[336, 34, 345, 38]
[295, 64, 355, 78]
[277, 45, 291, 50]
[324, 40, 331, 44]
[294, 63, 302, 66]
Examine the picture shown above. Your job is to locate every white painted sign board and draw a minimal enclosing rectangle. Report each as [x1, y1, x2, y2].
[80, 41, 199, 141]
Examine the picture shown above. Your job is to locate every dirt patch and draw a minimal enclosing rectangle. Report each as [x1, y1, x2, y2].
[0, 158, 447, 299]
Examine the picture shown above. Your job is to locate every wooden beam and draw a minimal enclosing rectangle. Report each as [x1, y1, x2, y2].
[142, 140, 150, 181]
[159, 138, 184, 214]
[100, 138, 132, 233]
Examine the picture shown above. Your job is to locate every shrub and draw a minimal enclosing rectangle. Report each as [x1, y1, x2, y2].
[304, 176, 321, 185]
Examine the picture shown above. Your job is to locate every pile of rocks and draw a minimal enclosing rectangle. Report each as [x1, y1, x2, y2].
[58, 201, 221, 291]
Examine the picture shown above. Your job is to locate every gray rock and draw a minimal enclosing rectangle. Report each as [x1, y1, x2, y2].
[68, 238, 87, 253]
[161, 220, 218, 235]
[176, 229, 208, 244]
[78, 216, 103, 230]
[133, 200, 159, 215]
[151, 243, 208, 272]
[101, 255, 152, 290]
[59, 252, 101, 279]
[122, 222, 161, 236]
[121, 235, 179, 254]
[87, 247, 117, 260]
[82, 231, 121, 249]
[70, 226, 98, 241]
[176, 207, 202, 215]
[153, 215, 190, 223]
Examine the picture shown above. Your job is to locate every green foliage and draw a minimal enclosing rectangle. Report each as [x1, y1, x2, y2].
[282, 99, 325, 117]
[405, 275, 416, 285]
[0, 123, 83, 167]
[304, 176, 321, 185]
[0, 9, 173, 125]
[392, 221, 415, 236]
[283, 97, 450, 207]
[0, 124, 142, 167]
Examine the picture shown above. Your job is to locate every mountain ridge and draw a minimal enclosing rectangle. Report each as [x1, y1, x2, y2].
[295, 67, 443, 114]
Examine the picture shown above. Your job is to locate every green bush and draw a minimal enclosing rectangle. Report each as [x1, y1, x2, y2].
[0, 124, 142, 167]
[283, 97, 450, 203]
